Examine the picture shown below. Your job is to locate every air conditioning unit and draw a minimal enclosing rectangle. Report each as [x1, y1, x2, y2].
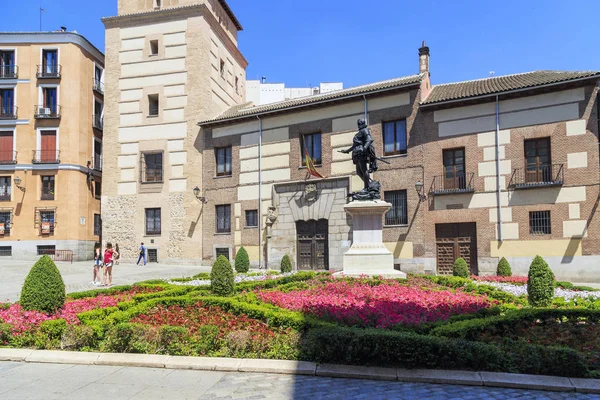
[38, 107, 51, 116]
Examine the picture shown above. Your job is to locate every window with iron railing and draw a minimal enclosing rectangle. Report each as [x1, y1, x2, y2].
[0, 88, 15, 119]
[0, 50, 17, 79]
[140, 152, 163, 183]
[41, 176, 55, 200]
[145, 208, 161, 235]
[384, 190, 408, 226]
[94, 180, 101, 198]
[39, 211, 55, 236]
[216, 247, 230, 260]
[216, 205, 231, 233]
[0, 177, 11, 201]
[37, 245, 55, 255]
[525, 138, 551, 183]
[38, 50, 60, 78]
[0, 212, 11, 236]
[529, 210, 551, 235]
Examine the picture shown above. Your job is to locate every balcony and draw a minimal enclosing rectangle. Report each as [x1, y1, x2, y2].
[509, 164, 564, 189]
[93, 79, 104, 94]
[0, 65, 18, 79]
[430, 172, 475, 195]
[37, 64, 61, 79]
[0, 151, 17, 165]
[34, 105, 60, 119]
[93, 155, 102, 171]
[32, 150, 60, 164]
[93, 114, 103, 130]
[0, 106, 17, 120]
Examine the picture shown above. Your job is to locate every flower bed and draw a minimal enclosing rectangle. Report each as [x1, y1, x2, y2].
[257, 279, 495, 328]
[167, 271, 296, 287]
[477, 282, 600, 301]
[471, 275, 528, 284]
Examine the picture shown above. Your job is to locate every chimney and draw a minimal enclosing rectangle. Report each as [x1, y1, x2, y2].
[418, 41, 430, 75]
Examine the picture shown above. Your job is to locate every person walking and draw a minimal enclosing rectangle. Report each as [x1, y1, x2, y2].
[91, 244, 102, 286]
[102, 242, 118, 287]
[136, 242, 147, 266]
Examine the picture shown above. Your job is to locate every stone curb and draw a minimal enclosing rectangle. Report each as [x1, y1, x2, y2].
[1, 349, 598, 394]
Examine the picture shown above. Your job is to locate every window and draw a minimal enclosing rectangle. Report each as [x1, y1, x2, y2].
[0, 132, 14, 163]
[141, 152, 163, 183]
[0, 246, 11, 256]
[216, 204, 231, 233]
[235, 77, 239, 93]
[38, 131, 57, 163]
[95, 181, 101, 198]
[41, 176, 55, 200]
[0, 50, 16, 78]
[0, 212, 11, 236]
[145, 208, 161, 235]
[216, 247, 230, 260]
[93, 213, 101, 236]
[220, 59, 225, 77]
[245, 210, 258, 228]
[41, 49, 58, 76]
[530, 210, 551, 235]
[442, 148, 466, 190]
[0, 177, 10, 201]
[0, 88, 15, 118]
[524, 138, 551, 183]
[94, 65, 103, 92]
[301, 133, 322, 166]
[42, 87, 58, 113]
[148, 94, 159, 116]
[215, 146, 232, 176]
[154, 0, 161, 9]
[384, 190, 408, 226]
[93, 140, 102, 170]
[148, 248, 158, 263]
[37, 245, 55, 255]
[93, 100, 103, 129]
[383, 120, 407, 156]
[40, 211, 55, 236]
[149, 40, 159, 56]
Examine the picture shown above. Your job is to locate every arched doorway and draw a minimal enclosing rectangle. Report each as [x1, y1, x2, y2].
[296, 219, 328, 270]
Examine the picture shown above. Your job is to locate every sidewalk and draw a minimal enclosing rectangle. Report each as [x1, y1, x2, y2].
[0, 349, 598, 398]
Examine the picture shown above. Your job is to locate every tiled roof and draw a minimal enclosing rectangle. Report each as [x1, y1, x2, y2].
[423, 70, 600, 105]
[199, 74, 423, 125]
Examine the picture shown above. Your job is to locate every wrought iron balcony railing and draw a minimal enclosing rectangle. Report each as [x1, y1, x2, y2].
[0, 106, 17, 120]
[508, 164, 564, 189]
[93, 155, 102, 171]
[0, 190, 11, 202]
[32, 150, 60, 164]
[0, 65, 18, 79]
[93, 114, 103, 130]
[93, 79, 104, 94]
[0, 151, 17, 165]
[41, 188, 55, 201]
[37, 64, 61, 79]
[34, 105, 60, 119]
[430, 172, 475, 195]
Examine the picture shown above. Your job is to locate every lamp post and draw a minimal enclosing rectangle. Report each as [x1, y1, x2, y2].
[193, 186, 207, 204]
[415, 180, 425, 201]
[14, 176, 25, 192]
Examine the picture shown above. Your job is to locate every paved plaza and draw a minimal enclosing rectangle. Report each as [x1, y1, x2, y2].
[0, 259, 210, 302]
[0, 361, 597, 400]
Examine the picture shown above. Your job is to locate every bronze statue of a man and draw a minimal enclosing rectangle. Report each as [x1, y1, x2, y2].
[339, 118, 384, 201]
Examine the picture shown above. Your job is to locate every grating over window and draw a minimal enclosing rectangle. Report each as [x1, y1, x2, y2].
[0, 211, 11, 236]
[37, 245, 55, 255]
[0, 246, 11, 256]
[245, 209, 258, 227]
[216, 247, 229, 260]
[384, 190, 408, 225]
[529, 210, 551, 235]
[141, 152, 163, 183]
[40, 211, 55, 235]
[147, 248, 158, 263]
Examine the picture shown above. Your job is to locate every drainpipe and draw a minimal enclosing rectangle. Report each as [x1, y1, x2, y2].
[363, 95, 368, 123]
[495, 95, 503, 242]
[257, 115, 263, 269]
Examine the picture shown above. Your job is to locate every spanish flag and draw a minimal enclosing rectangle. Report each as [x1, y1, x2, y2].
[305, 148, 325, 179]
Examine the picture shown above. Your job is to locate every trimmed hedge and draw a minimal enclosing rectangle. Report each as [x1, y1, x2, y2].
[452, 258, 469, 278]
[68, 285, 133, 300]
[20, 256, 66, 313]
[281, 255, 292, 273]
[527, 256, 555, 307]
[235, 247, 250, 273]
[497, 257, 512, 277]
[211, 255, 234, 296]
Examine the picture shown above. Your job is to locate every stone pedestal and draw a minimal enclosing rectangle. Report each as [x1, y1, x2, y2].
[339, 200, 407, 278]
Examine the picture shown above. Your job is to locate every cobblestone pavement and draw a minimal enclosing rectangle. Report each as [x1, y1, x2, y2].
[1, 362, 598, 400]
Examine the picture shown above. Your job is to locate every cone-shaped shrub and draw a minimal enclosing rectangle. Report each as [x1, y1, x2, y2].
[20, 255, 66, 314]
[527, 255, 555, 307]
[452, 258, 469, 278]
[497, 257, 512, 277]
[281, 254, 292, 273]
[234, 247, 250, 273]
[211, 255, 234, 296]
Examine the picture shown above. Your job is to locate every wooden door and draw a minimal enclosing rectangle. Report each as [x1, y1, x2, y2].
[443, 148, 466, 190]
[40, 131, 56, 162]
[435, 223, 478, 275]
[296, 219, 329, 270]
[0, 132, 12, 163]
[524, 138, 551, 183]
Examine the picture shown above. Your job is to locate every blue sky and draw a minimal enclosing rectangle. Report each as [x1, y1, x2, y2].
[3, 0, 599, 87]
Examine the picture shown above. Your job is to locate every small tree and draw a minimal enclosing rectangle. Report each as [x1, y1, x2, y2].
[234, 247, 250, 273]
[497, 257, 512, 277]
[527, 255, 555, 307]
[280, 254, 292, 273]
[211, 255, 234, 296]
[20, 255, 66, 314]
[453, 258, 469, 278]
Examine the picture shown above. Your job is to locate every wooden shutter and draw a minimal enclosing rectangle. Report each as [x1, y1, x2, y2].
[0, 132, 12, 163]
[40, 131, 56, 162]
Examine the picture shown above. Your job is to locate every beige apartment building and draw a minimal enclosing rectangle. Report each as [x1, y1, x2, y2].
[0, 32, 103, 260]
[101, 0, 247, 263]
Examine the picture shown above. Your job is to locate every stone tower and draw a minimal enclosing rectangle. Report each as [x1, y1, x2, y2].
[101, 0, 247, 263]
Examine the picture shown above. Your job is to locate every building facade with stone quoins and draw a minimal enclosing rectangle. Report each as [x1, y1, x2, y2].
[102, 1, 600, 282]
[0, 32, 103, 261]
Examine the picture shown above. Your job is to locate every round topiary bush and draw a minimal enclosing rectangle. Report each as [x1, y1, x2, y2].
[211, 255, 234, 296]
[234, 247, 250, 273]
[281, 254, 292, 273]
[453, 257, 469, 278]
[497, 257, 512, 277]
[20, 255, 66, 314]
[527, 255, 555, 307]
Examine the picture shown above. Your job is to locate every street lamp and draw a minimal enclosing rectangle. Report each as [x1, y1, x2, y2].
[415, 180, 425, 201]
[193, 186, 207, 204]
[13, 176, 25, 192]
